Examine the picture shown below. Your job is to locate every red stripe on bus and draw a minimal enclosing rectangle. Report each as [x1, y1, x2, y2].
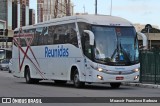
[13, 38, 45, 79]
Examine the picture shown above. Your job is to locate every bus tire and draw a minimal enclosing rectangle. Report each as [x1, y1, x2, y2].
[110, 83, 121, 89]
[73, 70, 85, 88]
[54, 80, 67, 84]
[25, 68, 35, 84]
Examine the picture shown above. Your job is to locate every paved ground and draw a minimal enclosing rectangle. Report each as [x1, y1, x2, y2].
[0, 71, 160, 106]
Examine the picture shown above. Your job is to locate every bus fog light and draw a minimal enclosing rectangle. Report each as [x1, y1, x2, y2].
[134, 75, 139, 80]
[97, 75, 103, 80]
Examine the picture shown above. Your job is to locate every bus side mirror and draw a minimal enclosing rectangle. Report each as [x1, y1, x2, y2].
[137, 32, 148, 50]
[83, 30, 95, 46]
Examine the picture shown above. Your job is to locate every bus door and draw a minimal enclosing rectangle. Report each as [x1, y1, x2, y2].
[81, 33, 93, 82]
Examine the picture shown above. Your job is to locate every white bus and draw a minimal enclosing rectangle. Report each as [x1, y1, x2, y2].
[12, 15, 141, 88]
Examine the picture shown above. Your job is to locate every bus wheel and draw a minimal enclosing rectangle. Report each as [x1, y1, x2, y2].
[110, 83, 121, 89]
[25, 68, 34, 84]
[54, 80, 67, 84]
[73, 70, 85, 88]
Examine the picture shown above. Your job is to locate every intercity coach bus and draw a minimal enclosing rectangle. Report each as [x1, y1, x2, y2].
[12, 15, 141, 88]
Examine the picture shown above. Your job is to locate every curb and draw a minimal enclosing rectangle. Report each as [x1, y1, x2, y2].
[122, 83, 160, 89]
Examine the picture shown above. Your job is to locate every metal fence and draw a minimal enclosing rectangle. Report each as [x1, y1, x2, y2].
[140, 49, 160, 84]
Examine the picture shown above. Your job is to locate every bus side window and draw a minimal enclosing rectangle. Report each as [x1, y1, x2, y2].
[20, 38, 27, 47]
[48, 23, 77, 45]
[66, 24, 78, 47]
[58, 26, 66, 44]
[19, 30, 26, 47]
[54, 27, 60, 44]
[29, 29, 36, 46]
[69, 28, 78, 47]
[36, 27, 43, 45]
[48, 26, 54, 45]
[42, 27, 48, 45]
[54, 25, 69, 44]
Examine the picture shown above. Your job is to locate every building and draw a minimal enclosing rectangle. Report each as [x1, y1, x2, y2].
[12, 0, 19, 30]
[12, 0, 30, 30]
[0, 0, 12, 30]
[137, 24, 160, 49]
[134, 23, 159, 32]
[29, 9, 35, 25]
[37, 0, 44, 23]
[0, 0, 13, 50]
[20, 0, 29, 27]
[0, 20, 6, 29]
[133, 24, 160, 49]
[37, 0, 74, 23]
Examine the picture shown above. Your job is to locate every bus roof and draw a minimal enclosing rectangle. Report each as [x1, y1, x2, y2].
[14, 15, 133, 31]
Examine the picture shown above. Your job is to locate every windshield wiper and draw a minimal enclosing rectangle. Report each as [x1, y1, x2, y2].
[111, 42, 131, 63]
[111, 42, 119, 61]
[119, 43, 131, 63]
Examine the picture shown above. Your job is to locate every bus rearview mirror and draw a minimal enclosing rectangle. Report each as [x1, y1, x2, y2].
[83, 30, 95, 46]
[137, 32, 148, 50]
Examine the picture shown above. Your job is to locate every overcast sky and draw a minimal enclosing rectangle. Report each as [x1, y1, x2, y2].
[30, 0, 160, 28]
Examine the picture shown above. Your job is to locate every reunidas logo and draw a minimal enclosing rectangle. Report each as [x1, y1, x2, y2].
[45, 45, 69, 58]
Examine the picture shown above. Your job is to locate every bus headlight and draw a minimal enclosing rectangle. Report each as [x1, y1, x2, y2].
[133, 68, 140, 72]
[97, 68, 103, 72]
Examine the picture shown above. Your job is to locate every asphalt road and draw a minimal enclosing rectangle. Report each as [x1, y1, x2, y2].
[0, 71, 160, 106]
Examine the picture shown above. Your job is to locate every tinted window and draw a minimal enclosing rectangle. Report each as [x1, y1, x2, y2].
[15, 23, 78, 47]
[42, 27, 48, 45]
[48, 23, 78, 47]
[36, 27, 43, 45]
[20, 39, 27, 47]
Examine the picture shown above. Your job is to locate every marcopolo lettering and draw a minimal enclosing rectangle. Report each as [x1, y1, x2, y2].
[45, 46, 69, 58]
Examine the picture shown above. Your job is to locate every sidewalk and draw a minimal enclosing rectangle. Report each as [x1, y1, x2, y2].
[123, 82, 160, 89]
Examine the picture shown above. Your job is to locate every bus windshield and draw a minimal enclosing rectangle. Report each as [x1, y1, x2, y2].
[92, 26, 139, 66]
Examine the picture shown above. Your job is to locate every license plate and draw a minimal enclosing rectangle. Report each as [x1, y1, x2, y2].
[116, 76, 124, 80]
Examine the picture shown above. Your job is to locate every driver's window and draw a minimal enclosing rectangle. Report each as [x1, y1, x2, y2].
[81, 33, 92, 59]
